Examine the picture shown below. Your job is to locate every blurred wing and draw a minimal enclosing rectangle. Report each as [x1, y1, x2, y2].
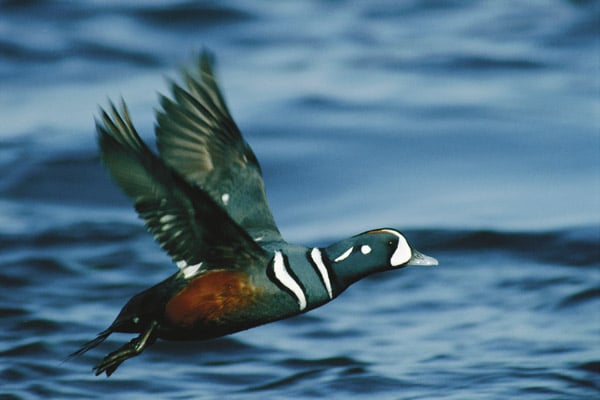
[97, 101, 269, 273]
[155, 51, 282, 243]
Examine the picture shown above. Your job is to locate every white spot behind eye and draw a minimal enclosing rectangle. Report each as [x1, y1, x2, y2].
[361, 245, 372, 255]
[221, 193, 230, 205]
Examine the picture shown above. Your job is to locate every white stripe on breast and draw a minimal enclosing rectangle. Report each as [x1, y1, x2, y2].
[310, 248, 333, 299]
[273, 251, 307, 310]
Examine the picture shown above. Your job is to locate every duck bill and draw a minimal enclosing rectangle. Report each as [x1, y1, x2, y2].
[407, 250, 439, 266]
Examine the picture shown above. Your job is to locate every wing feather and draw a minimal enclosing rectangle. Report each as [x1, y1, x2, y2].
[97, 101, 269, 272]
[155, 51, 282, 242]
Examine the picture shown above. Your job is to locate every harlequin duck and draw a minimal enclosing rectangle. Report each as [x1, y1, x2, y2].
[71, 52, 438, 376]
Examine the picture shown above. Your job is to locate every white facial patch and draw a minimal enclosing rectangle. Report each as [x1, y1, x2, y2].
[361, 245, 372, 255]
[334, 247, 353, 262]
[378, 229, 411, 267]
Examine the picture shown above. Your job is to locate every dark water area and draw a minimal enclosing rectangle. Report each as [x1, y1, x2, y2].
[1, 1, 599, 399]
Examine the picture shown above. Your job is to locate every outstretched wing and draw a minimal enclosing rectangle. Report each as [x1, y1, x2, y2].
[97, 101, 270, 273]
[155, 51, 282, 243]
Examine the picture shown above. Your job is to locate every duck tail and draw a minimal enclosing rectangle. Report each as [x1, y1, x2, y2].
[69, 328, 113, 358]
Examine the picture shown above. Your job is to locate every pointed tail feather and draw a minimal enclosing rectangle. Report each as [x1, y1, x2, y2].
[69, 329, 113, 358]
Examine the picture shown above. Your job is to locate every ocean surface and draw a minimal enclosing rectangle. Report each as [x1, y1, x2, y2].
[1, 1, 599, 399]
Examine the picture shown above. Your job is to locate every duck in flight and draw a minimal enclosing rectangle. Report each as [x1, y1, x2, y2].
[71, 51, 438, 376]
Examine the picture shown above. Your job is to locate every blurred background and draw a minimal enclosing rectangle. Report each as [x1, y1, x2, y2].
[1, 1, 598, 399]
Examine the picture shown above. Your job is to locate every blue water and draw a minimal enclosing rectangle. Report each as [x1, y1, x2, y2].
[1, 1, 599, 398]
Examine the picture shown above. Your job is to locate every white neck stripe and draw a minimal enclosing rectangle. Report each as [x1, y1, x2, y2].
[310, 248, 333, 299]
[273, 251, 307, 310]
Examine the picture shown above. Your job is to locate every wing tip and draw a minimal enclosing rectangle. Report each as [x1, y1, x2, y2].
[95, 97, 148, 155]
[199, 49, 216, 76]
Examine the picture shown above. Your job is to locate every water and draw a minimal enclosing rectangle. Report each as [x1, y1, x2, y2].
[1, 1, 598, 398]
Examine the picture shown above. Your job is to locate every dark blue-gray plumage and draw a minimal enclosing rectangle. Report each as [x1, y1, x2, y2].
[71, 51, 438, 377]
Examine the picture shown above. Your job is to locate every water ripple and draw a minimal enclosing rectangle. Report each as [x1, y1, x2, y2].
[1, 1, 598, 399]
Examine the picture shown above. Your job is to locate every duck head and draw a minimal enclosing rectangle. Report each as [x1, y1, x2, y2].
[323, 228, 438, 290]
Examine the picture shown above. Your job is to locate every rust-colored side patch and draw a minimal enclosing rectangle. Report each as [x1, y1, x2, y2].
[165, 270, 260, 326]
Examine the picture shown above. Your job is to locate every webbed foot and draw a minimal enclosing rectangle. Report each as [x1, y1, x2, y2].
[94, 321, 158, 377]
